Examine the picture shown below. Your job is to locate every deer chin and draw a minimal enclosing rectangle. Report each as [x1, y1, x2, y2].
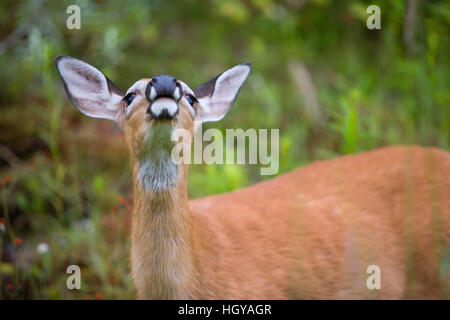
[135, 122, 179, 192]
[135, 115, 190, 193]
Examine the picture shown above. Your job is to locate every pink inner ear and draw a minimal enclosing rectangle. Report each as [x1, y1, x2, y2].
[197, 64, 251, 122]
[61, 60, 108, 96]
[213, 64, 251, 102]
[56, 57, 123, 121]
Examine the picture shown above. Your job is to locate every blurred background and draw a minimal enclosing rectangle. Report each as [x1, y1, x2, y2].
[0, 0, 448, 299]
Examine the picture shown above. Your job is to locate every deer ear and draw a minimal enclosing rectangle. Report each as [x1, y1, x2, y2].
[55, 55, 124, 123]
[194, 62, 251, 122]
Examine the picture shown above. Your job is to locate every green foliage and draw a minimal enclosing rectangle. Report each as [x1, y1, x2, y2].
[0, 0, 448, 299]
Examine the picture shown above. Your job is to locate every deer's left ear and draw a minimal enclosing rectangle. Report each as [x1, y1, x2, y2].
[194, 62, 251, 122]
[55, 55, 125, 124]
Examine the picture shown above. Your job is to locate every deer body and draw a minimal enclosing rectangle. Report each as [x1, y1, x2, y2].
[55, 56, 450, 299]
[131, 145, 450, 299]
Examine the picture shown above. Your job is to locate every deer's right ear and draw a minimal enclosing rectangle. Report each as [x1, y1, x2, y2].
[55, 56, 124, 124]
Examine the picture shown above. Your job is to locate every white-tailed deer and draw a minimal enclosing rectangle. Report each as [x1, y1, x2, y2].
[55, 56, 450, 299]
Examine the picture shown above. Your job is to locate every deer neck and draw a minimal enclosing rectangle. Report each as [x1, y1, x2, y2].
[129, 135, 199, 299]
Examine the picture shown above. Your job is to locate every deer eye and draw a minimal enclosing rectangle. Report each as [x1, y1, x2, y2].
[186, 94, 197, 106]
[124, 92, 136, 106]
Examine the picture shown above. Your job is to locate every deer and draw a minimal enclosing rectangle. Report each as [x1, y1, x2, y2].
[55, 56, 450, 299]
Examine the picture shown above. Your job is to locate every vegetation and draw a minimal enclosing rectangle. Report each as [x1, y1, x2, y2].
[0, 0, 448, 299]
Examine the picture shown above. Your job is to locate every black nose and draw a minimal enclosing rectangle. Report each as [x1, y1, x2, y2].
[145, 75, 182, 120]
[145, 75, 181, 102]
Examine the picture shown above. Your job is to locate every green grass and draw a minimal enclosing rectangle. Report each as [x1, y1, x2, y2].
[0, 0, 449, 299]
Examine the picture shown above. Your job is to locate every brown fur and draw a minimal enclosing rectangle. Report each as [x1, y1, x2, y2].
[128, 141, 449, 298]
[187, 145, 449, 299]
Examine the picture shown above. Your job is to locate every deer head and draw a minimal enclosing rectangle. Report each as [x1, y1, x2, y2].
[55, 56, 251, 191]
